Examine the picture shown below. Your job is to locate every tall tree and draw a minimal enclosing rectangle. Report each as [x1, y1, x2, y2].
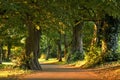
[70, 21, 84, 61]
[24, 17, 42, 70]
[101, 15, 120, 61]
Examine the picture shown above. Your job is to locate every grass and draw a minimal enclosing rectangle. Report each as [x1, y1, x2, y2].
[39, 58, 66, 65]
[0, 69, 30, 78]
[39, 58, 58, 64]
[68, 59, 120, 69]
[0, 62, 31, 78]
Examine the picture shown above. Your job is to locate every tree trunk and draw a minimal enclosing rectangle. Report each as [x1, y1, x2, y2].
[57, 32, 62, 62]
[7, 43, 11, 60]
[0, 43, 3, 64]
[90, 23, 97, 47]
[101, 15, 119, 61]
[46, 39, 51, 60]
[70, 21, 83, 61]
[72, 21, 83, 53]
[63, 34, 68, 59]
[22, 19, 42, 70]
[96, 21, 102, 47]
[46, 46, 51, 60]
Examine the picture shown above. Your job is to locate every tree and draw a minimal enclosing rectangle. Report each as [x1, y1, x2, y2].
[101, 15, 120, 61]
[70, 21, 84, 61]
[24, 18, 42, 70]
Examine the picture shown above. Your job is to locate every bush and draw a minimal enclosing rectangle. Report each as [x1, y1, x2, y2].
[70, 51, 84, 62]
[104, 52, 120, 62]
[83, 47, 102, 68]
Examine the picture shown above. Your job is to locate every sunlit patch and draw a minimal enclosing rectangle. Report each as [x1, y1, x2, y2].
[74, 60, 87, 67]
[2, 62, 14, 65]
[35, 25, 40, 30]
[0, 70, 29, 78]
[39, 58, 58, 64]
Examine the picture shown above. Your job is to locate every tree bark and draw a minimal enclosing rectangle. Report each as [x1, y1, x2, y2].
[22, 18, 42, 70]
[72, 21, 83, 53]
[90, 23, 97, 47]
[101, 15, 119, 61]
[70, 21, 83, 61]
[63, 34, 68, 59]
[57, 32, 62, 62]
[0, 43, 3, 64]
[7, 43, 11, 60]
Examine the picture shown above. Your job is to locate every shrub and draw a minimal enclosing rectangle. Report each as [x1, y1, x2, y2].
[104, 52, 120, 62]
[70, 51, 84, 62]
[83, 47, 102, 68]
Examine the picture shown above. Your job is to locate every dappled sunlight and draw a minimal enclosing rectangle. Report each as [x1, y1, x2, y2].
[0, 0, 120, 79]
[75, 60, 87, 67]
[2, 62, 15, 65]
[0, 70, 25, 77]
[0, 62, 30, 78]
[39, 58, 61, 64]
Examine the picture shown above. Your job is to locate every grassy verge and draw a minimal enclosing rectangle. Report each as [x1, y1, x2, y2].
[0, 62, 31, 78]
[39, 58, 66, 65]
[94, 60, 120, 69]
[68, 60, 120, 69]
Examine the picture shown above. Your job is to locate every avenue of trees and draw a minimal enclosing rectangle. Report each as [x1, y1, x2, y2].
[0, 0, 120, 70]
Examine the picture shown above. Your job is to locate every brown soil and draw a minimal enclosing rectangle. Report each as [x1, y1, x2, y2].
[1, 63, 120, 80]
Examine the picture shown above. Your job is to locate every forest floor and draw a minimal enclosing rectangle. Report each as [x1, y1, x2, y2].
[0, 59, 120, 80]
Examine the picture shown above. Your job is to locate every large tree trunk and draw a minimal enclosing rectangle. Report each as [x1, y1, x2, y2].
[57, 32, 62, 62]
[96, 21, 102, 47]
[72, 21, 83, 53]
[70, 21, 83, 61]
[23, 19, 42, 70]
[90, 21, 102, 49]
[90, 23, 98, 47]
[101, 15, 119, 61]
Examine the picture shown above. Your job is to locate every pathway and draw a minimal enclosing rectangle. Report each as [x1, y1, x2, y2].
[18, 64, 102, 80]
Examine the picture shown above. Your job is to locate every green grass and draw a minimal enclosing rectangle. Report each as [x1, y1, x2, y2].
[0, 58, 67, 78]
[0, 69, 31, 78]
[39, 58, 66, 65]
[67, 60, 120, 69]
[0, 62, 31, 78]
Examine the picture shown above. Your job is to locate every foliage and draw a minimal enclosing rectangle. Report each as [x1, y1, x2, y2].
[0, 64, 14, 70]
[104, 52, 120, 62]
[0, 0, 120, 69]
[83, 47, 102, 68]
[70, 51, 84, 62]
[83, 21, 94, 48]
[0, 64, 31, 78]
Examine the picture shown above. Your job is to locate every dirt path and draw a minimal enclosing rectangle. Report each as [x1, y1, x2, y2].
[17, 64, 104, 80]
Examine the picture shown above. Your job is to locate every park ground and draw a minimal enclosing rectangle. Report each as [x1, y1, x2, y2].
[0, 58, 120, 80]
